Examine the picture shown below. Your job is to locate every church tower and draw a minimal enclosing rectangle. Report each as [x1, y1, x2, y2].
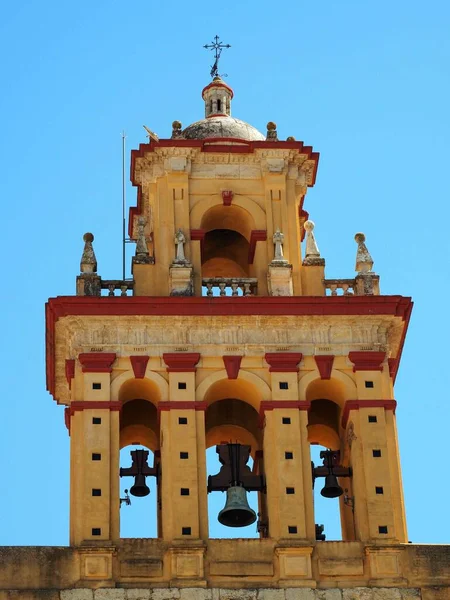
[38, 63, 449, 598]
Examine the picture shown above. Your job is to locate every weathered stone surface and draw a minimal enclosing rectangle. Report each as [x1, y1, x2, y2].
[373, 589, 401, 600]
[179, 590, 212, 600]
[317, 591, 343, 600]
[219, 591, 257, 600]
[400, 591, 421, 600]
[125, 591, 151, 600]
[94, 591, 125, 600]
[342, 589, 373, 600]
[257, 591, 286, 600]
[421, 589, 449, 600]
[61, 592, 93, 600]
[152, 591, 180, 600]
[285, 589, 315, 600]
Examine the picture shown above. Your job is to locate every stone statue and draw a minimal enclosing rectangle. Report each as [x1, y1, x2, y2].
[135, 217, 149, 256]
[174, 228, 187, 264]
[272, 229, 287, 264]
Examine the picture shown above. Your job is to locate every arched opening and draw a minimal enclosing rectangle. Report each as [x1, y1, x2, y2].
[203, 377, 264, 539]
[306, 378, 349, 541]
[118, 379, 160, 538]
[200, 205, 255, 294]
[203, 230, 249, 277]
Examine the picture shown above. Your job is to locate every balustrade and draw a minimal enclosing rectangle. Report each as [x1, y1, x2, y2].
[202, 277, 258, 297]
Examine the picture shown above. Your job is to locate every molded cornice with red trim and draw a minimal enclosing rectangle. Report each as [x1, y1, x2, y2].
[259, 400, 311, 428]
[190, 229, 206, 259]
[299, 208, 310, 242]
[46, 295, 413, 399]
[78, 353, 117, 373]
[222, 355, 242, 379]
[341, 399, 397, 429]
[157, 400, 208, 425]
[314, 355, 335, 380]
[129, 139, 319, 228]
[65, 359, 75, 389]
[64, 401, 122, 434]
[130, 355, 149, 379]
[348, 351, 386, 372]
[163, 353, 201, 372]
[265, 352, 303, 372]
[248, 230, 267, 264]
[158, 401, 208, 412]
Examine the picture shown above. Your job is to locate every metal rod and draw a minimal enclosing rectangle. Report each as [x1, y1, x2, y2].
[122, 131, 126, 281]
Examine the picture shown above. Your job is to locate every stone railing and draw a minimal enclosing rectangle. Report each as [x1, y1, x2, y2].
[323, 274, 380, 296]
[323, 279, 355, 296]
[101, 280, 134, 296]
[203, 277, 258, 296]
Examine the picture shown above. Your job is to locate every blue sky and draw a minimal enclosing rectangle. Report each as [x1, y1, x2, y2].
[1, 0, 450, 545]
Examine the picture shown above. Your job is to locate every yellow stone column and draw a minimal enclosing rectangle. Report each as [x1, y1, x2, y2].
[159, 353, 208, 542]
[344, 351, 408, 543]
[69, 353, 119, 546]
[262, 353, 315, 542]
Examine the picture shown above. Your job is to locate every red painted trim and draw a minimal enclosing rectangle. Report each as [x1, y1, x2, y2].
[64, 407, 70, 432]
[45, 296, 412, 399]
[248, 230, 267, 264]
[222, 355, 242, 379]
[222, 190, 233, 206]
[202, 81, 234, 99]
[207, 113, 229, 118]
[388, 358, 396, 380]
[68, 401, 122, 415]
[128, 139, 319, 226]
[158, 401, 208, 411]
[265, 352, 303, 372]
[348, 351, 386, 372]
[163, 352, 201, 372]
[314, 355, 335, 380]
[78, 353, 117, 373]
[130, 355, 149, 379]
[299, 209, 310, 242]
[341, 399, 397, 429]
[259, 400, 311, 428]
[65, 359, 75, 389]
[190, 229, 206, 259]
[390, 300, 413, 383]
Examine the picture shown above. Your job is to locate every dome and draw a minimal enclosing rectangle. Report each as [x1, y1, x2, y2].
[182, 115, 265, 142]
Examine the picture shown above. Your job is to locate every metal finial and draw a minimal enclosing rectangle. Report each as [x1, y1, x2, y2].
[203, 35, 231, 79]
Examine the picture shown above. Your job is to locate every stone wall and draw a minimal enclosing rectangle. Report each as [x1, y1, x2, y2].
[3, 587, 450, 600]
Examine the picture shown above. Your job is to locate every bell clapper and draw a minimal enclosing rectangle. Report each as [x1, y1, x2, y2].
[120, 489, 131, 507]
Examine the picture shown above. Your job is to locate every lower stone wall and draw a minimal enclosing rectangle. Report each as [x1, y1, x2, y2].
[2, 588, 449, 600]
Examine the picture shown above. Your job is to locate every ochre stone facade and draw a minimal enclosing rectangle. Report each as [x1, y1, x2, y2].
[2, 76, 448, 599]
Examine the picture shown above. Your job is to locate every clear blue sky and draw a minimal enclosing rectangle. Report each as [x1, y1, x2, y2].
[1, 0, 449, 545]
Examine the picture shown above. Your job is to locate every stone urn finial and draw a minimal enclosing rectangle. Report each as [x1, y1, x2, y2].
[80, 232, 97, 273]
[303, 220, 325, 266]
[355, 232, 373, 273]
[266, 121, 278, 141]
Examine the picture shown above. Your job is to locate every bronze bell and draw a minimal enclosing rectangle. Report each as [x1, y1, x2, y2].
[130, 473, 150, 497]
[320, 473, 344, 499]
[218, 486, 257, 528]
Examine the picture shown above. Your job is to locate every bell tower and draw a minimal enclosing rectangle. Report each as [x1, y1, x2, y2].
[43, 67, 448, 595]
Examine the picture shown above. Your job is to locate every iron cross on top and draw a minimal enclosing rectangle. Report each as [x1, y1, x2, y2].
[203, 35, 231, 79]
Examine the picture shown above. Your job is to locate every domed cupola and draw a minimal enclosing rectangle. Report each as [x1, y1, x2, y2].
[182, 77, 265, 142]
[202, 76, 233, 117]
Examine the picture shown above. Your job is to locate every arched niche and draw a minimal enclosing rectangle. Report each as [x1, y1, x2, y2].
[190, 196, 266, 234]
[116, 377, 162, 452]
[205, 399, 261, 457]
[197, 369, 271, 411]
[111, 370, 169, 402]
